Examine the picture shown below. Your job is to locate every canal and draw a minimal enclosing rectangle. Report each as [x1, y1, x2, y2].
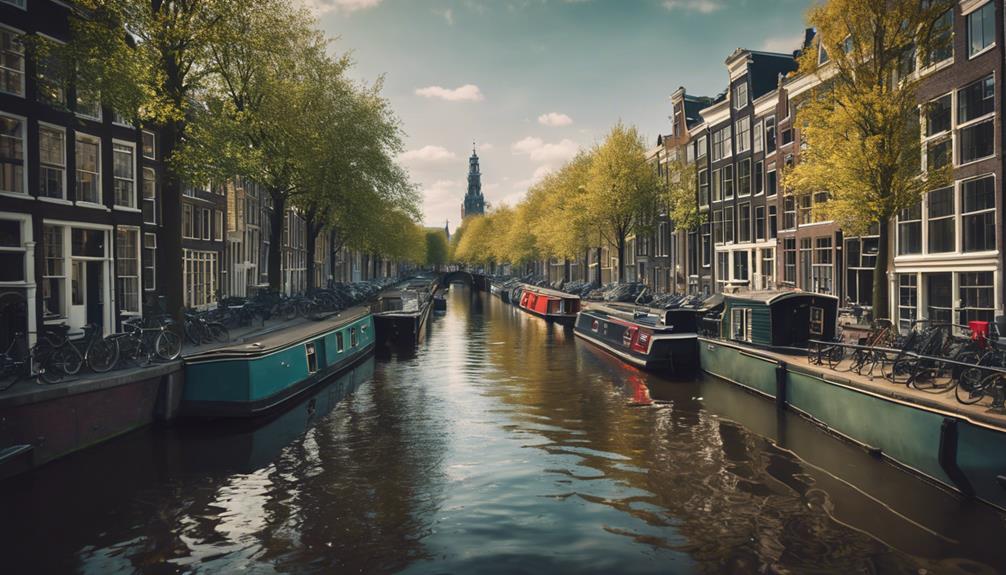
[2, 284, 1006, 574]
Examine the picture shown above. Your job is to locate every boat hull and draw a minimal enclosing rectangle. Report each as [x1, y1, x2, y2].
[516, 286, 580, 325]
[181, 313, 375, 418]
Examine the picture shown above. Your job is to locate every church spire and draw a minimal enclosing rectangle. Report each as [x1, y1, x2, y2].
[462, 140, 485, 220]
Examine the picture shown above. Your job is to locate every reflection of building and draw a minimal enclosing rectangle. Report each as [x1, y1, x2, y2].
[0, 0, 161, 346]
[461, 144, 485, 219]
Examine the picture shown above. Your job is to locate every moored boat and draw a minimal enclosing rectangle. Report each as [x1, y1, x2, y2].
[372, 276, 439, 347]
[181, 307, 375, 418]
[516, 285, 580, 325]
[574, 304, 698, 373]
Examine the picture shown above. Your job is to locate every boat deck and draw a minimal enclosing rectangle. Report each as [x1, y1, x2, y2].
[706, 339, 1006, 432]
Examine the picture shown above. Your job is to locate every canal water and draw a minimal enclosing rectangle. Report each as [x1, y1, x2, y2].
[2, 284, 1006, 574]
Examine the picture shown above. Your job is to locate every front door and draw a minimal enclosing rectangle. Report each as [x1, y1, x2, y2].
[69, 260, 86, 329]
[68, 260, 105, 331]
[86, 260, 103, 330]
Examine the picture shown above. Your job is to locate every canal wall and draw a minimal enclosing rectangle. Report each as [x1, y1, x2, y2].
[698, 337, 1006, 511]
[0, 362, 184, 479]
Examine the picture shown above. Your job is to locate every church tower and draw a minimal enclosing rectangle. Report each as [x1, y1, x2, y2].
[462, 143, 485, 220]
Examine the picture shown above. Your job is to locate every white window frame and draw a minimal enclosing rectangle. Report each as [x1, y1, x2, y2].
[112, 139, 137, 209]
[965, 1, 996, 60]
[214, 209, 223, 241]
[0, 24, 25, 98]
[733, 82, 748, 110]
[142, 167, 157, 224]
[735, 116, 751, 153]
[74, 131, 102, 206]
[38, 122, 66, 201]
[142, 130, 156, 160]
[0, 111, 27, 197]
[921, 92, 953, 172]
[956, 73, 995, 167]
[116, 226, 141, 315]
[143, 232, 156, 291]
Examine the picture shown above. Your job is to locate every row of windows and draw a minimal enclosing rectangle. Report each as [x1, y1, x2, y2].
[182, 204, 225, 241]
[923, 74, 996, 170]
[897, 174, 996, 256]
[898, 271, 995, 333]
[702, 158, 778, 205]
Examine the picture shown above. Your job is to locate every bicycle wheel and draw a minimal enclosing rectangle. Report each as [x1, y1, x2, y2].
[826, 345, 846, 369]
[184, 321, 202, 346]
[282, 303, 299, 321]
[51, 344, 83, 377]
[155, 330, 182, 361]
[87, 337, 119, 373]
[957, 372, 997, 405]
[207, 322, 230, 343]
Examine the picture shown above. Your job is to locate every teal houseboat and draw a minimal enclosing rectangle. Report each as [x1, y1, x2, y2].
[719, 290, 839, 349]
[181, 308, 375, 417]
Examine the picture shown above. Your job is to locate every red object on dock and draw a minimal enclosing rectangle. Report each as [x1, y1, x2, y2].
[969, 320, 990, 348]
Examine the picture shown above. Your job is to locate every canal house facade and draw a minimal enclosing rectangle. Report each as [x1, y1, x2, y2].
[0, 0, 163, 346]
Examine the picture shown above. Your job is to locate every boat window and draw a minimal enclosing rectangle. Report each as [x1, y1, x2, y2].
[336, 332, 344, 353]
[731, 308, 752, 342]
[305, 342, 318, 373]
[351, 327, 358, 347]
[810, 306, 824, 336]
[591, 319, 599, 332]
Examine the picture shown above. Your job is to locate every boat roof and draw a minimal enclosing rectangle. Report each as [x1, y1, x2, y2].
[521, 284, 580, 300]
[724, 289, 840, 306]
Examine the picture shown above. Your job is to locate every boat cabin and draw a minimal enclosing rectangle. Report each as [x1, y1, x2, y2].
[720, 290, 839, 348]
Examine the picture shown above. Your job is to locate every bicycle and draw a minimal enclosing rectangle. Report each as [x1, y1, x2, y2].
[183, 310, 230, 346]
[109, 316, 182, 366]
[45, 323, 119, 373]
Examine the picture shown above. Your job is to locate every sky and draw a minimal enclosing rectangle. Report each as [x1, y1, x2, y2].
[301, 0, 816, 229]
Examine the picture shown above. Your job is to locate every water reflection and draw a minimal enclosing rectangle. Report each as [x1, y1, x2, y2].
[1, 285, 1005, 574]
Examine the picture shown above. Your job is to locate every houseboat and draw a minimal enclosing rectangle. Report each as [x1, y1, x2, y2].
[516, 285, 581, 326]
[180, 307, 375, 418]
[716, 290, 839, 350]
[372, 276, 439, 347]
[574, 304, 699, 374]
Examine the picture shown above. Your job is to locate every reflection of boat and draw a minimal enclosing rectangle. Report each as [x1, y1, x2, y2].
[175, 358, 375, 474]
[372, 276, 439, 347]
[516, 285, 580, 325]
[181, 307, 375, 417]
[574, 304, 698, 374]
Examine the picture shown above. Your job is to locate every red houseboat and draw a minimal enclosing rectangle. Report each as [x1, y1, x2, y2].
[516, 285, 581, 326]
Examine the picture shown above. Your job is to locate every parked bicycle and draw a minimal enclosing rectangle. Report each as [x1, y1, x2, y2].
[108, 315, 182, 366]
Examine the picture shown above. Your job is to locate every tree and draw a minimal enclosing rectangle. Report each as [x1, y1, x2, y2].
[662, 156, 704, 233]
[64, 0, 238, 317]
[584, 124, 663, 282]
[784, 0, 954, 319]
[425, 229, 449, 268]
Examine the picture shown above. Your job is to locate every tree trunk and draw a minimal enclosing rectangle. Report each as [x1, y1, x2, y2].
[160, 118, 184, 320]
[305, 219, 322, 291]
[872, 219, 891, 323]
[268, 191, 285, 292]
[593, 247, 601, 286]
[616, 236, 626, 283]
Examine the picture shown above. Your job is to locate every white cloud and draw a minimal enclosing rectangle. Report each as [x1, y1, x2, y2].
[400, 145, 457, 163]
[761, 32, 805, 54]
[415, 84, 485, 102]
[662, 0, 723, 14]
[511, 137, 579, 164]
[537, 112, 573, 127]
[298, 0, 382, 15]
[443, 8, 454, 25]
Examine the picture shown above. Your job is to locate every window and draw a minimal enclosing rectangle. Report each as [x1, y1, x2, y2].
[962, 175, 995, 252]
[845, 232, 878, 306]
[812, 237, 833, 294]
[753, 161, 763, 195]
[783, 196, 796, 229]
[730, 308, 751, 341]
[42, 225, 64, 317]
[351, 326, 358, 347]
[800, 238, 813, 290]
[711, 126, 732, 161]
[214, 210, 224, 241]
[760, 247, 774, 289]
[336, 331, 345, 352]
[925, 94, 952, 137]
[927, 186, 954, 253]
[698, 169, 709, 206]
[143, 232, 156, 291]
[75, 89, 101, 120]
[753, 121, 763, 154]
[959, 271, 994, 325]
[142, 168, 157, 224]
[36, 39, 65, 105]
[717, 252, 729, 284]
[735, 117, 751, 153]
[0, 27, 24, 97]
[733, 82, 748, 109]
[957, 75, 995, 164]
[927, 136, 952, 171]
[967, 1, 995, 58]
[768, 205, 777, 239]
[926, 273, 953, 324]
[722, 164, 734, 199]
[766, 169, 777, 197]
[897, 202, 922, 255]
[798, 195, 812, 225]
[810, 307, 825, 336]
[733, 250, 749, 281]
[738, 203, 751, 243]
[695, 135, 707, 159]
[781, 128, 794, 146]
[924, 8, 953, 66]
[812, 191, 829, 223]
[765, 116, 776, 154]
[701, 223, 711, 267]
[183, 249, 218, 308]
[38, 125, 65, 199]
[201, 209, 211, 240]
[75, 133, 101, 204]
[142, 131, 156, 160]
[923, 93, 952, 171]
[737, 159, 751, 196]
[711, 168, 721, 202]
[755, 206, 765, 241]
[305, 342, 318, 373]
[0, 114, 24, 194]
[783, 238, 796, 284]
[116, 227, 140, 314]
[898, 274, 918, 332]
[818, 42, 830, 65]
[723, 206, 735, 243]
[113, 142, 135, 208]
[712, 210, 723, 244]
